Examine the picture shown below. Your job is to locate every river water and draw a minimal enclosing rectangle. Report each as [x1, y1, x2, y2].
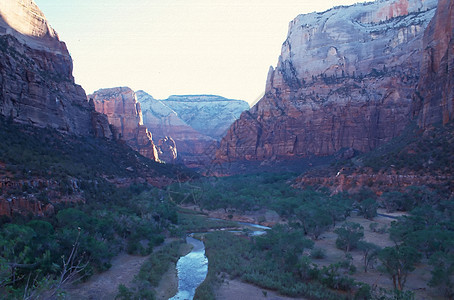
[170, 221, 270, 299]
[169, 236, 208, 300]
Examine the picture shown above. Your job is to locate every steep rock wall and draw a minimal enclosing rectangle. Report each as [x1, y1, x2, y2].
[0, 0, 111, 137]
[90, 87, 159, 161]
[415, 0, 454, 126]
[216, 0, 437, 162]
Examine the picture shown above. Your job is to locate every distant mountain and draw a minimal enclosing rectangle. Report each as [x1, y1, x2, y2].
[136, 91, 248, 167]
[162, 95, 250, 140]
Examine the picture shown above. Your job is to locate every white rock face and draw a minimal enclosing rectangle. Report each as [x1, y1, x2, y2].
[162, 95, 250, 140]
[272, 0, 437, 88]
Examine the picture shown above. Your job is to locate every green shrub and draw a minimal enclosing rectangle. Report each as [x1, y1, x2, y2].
[310, 247, 326, 259]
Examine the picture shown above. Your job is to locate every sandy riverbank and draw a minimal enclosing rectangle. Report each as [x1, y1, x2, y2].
[155, 242, 193, 300]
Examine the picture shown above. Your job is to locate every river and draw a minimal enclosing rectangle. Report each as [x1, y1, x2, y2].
[169, 236, 208, 300]
[170, 221, 270, 300]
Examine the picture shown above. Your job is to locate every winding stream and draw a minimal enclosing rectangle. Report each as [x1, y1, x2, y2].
[170, 221, 270, 299]
[169, 236, 208, 300]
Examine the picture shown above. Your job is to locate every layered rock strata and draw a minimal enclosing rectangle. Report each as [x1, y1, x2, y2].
[0, 0, 111, 137]
[216, 0, 437, 162]
[415, 0, 454, 126]
[90, 87, 160, 161]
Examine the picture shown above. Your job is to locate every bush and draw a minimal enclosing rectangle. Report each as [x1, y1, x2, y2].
[310, 248, 326, 259]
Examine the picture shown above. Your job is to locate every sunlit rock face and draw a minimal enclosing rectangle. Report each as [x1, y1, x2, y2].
[0, 0, 111, 137]
[216, 0, 437, 162]
[415, 0, 454, 127]
[0, 0, 67, 54]
[90, 87, 159, 161]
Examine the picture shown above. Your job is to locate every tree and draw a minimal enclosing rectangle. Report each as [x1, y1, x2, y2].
[380, 191, 404, 213]
[428, 251, 454, 298]
[334, 222, 364, 252]
[378, 245, 421, 291]
[355, 198, 378, 219]
[357, 241, 380, 272]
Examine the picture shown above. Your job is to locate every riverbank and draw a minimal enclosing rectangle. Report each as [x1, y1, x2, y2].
[180, 204, 281, 227]
[155, 242, 193, 300]
[65, 238, 185, 300]
[215, 279, 308, 300]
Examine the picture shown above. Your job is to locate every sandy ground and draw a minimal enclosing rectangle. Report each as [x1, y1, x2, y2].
[155, 266, 178, 300]
[65, 238, 182, 300]
[211, 209, 443, 300]
[65, 253, 149, 300]
[155, 242, 194, 300]
[215, 279, 307, 300]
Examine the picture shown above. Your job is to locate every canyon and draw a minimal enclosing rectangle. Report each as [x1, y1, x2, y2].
[216, 0, 440, 162]
[0, 0, 453, 299]
[136, 91, 249, 167]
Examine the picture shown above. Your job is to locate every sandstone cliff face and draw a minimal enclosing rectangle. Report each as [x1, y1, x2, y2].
[216, 0, 437, 162]
[0, 0, 111, 137]
[90, 87, 160, 161]
[415, 0, 454, 126]
[136, 90, 216, 166]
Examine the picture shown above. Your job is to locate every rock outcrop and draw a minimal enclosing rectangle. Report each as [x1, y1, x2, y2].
[216, 0, 437, 162]
[90, 87, 159, 161]
[415, 0, 454, 126]
[0, 0, 111, 137]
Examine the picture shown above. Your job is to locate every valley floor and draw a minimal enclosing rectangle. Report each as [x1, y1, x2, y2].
[64, 209, 445, 300]
[65, 253, 149, 300]
[65, 239, 182, 300]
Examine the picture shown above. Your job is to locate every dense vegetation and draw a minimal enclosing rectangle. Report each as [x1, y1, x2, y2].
[196, 228, 360, 300]
[1, 116, 453, 299]
[0, 188, 179, 299]
[0, 118, 192, 182]
[0, 118, 193, 298]
[165, 121, 454, 300]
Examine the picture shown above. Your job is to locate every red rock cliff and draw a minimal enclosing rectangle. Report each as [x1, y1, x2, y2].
[90, 87, 160, 161]
[0, 0, 111, 137]
[415, 0, 454, 127]
[216, 0, 437, 162]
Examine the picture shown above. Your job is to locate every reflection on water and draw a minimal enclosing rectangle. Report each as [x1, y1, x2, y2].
[170, 220, 270, 299]
[169, 236, 208, 300]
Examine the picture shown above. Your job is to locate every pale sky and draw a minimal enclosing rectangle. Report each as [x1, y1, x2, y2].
[35, 0, 368, 105]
